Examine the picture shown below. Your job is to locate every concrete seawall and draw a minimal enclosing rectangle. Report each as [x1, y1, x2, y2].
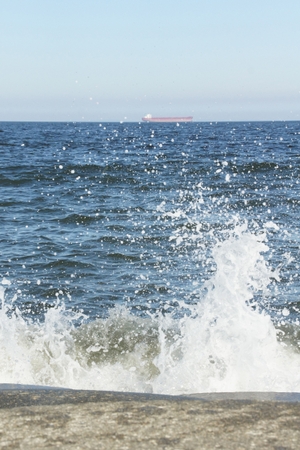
[0, 388, 300, 449]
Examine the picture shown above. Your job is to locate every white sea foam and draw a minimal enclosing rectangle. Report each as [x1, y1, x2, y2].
[0, 225, 300, 394]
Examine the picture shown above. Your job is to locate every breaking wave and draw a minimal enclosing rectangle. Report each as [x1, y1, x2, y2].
[1, 224, 300, 394]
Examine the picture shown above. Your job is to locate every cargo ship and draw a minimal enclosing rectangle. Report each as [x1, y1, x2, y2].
[142, 114, 193, 123]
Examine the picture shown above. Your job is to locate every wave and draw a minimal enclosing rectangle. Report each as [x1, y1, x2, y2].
[1, 225, 299, 394]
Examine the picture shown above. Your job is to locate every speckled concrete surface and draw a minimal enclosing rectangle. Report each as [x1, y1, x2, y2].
[0, 389, 299, 449]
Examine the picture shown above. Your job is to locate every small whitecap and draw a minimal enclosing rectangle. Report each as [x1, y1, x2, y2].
[264, 221, 279, 230]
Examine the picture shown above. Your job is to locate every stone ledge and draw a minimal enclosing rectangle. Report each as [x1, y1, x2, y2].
[0, 388, 299, 449]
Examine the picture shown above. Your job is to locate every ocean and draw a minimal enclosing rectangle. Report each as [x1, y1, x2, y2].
[0, 120, 299, 394]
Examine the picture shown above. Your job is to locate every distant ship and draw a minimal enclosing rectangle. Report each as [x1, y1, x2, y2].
[142, 114, 193, 123]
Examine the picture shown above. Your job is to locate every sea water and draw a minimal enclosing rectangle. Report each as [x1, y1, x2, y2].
[0, 120, 299, 394]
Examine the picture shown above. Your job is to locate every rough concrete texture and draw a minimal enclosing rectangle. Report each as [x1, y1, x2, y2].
[0, 389, 299, 449]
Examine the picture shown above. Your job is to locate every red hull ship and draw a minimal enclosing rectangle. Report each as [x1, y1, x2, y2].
[142, 114, 193, 123]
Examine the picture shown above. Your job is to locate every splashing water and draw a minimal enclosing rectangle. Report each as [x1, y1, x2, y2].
[1, 225, 299, 394]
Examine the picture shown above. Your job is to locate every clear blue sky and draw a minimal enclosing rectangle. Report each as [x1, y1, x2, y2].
[1, 0, 299, 121]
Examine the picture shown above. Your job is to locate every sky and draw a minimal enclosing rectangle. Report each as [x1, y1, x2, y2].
[1, 0, 300, 122]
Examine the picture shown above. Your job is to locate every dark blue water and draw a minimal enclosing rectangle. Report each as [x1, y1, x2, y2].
[0, 121, 299, 393]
